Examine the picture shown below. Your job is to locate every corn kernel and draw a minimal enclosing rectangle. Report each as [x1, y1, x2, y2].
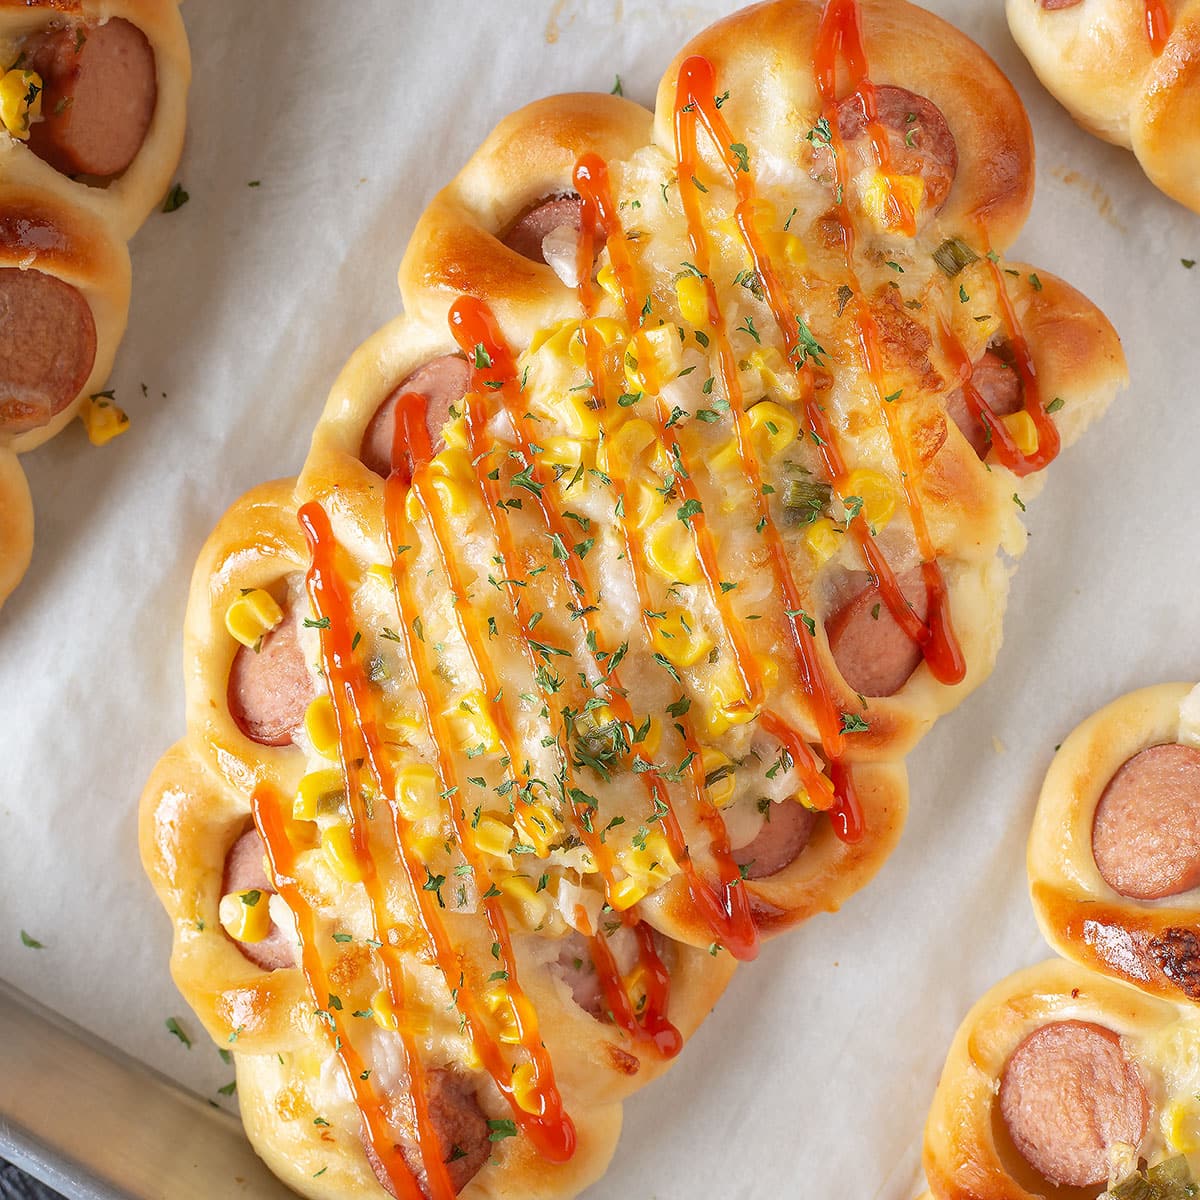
[1001, 409, 1038, 456]
[624, 326, 682, 392]
[620, 830, 676, 890]
[674, 274, 709, 328]
[224, 588, 284, 649]
[637, 717, 663, 759]
[781, 233, 806, 266]
[294, 769, 344, 821]
[698, 668, 759, 738]
[646, 519, 703, 585]
[368, 563, 393, 587]
[528, 319, 577, 357]
[369, 988, 432, 1037]
[540, 435, 588, 472]
[804, 517, 842, 565]
[568, 317, 625, 366]
[861, 171, 926, 230]
[601, 417, 657, 481]
[321, 823, 365, 883]
[443, 691, 500, 755]
[553, 394, 601, 441]
[841, 468, 896, 531]
[747, 401, 799, 460]
[628, 480, 665, 531]
[701, 747, 736, 807]
[0, 68, 42, 139]
[429, 447, 474, 483]
[596, 263, 620, 301]
[485, 987, 521, 1045]
[511, 1061, 541, 1113]
[651, 608, 713, 669]
[474, 814, 515, 858]
[1165, 1099, 1200, 1154]
[513, 802, 563, 857]
[218, 888, 271, 944]
[609, 875, 647, 911]
[304, 695, 340, 759]
[78, 393, 129, 446]
[497, 873, 550, 928]
[394, 764, 440, 823]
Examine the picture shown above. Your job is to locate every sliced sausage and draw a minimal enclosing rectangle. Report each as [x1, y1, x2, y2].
[732, 800, 818, 880]
[813, 85, 958, 220]
[1092, 743, 1200, 901]
[999, 1020, 1148, 1189]
[826, 565, 928, 698]
[360, 355, 471, 479]
[221, 828, 296, 972]
[366, 1068, 490, 1199]
[945, 349, 1023, 458]
[0, 267, 96, 434]
[502, 194, 585, 265]
[24, 19, 157, 179]
[227, 602, 315, 747]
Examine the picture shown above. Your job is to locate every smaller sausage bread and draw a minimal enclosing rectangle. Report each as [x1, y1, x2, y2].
[924, 958, 1200, 1198]
[0, 0, 190, 611]
[1029, 682, 1200, 1008]
[1007, 0, 1200, 214]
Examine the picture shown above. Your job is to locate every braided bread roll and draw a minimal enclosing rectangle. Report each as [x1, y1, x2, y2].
[1007, 0, 1200, 214]
[0, 0, 190, 609]
[141, 2, 1126, 1195]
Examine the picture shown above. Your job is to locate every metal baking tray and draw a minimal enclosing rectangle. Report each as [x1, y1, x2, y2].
[0, 981, 292, 1199]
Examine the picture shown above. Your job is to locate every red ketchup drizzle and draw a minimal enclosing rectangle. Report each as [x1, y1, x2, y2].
[437, 297, 688, 1041]
[250, 783, 440, 1200]
[810, 3, 966, 686]
[1146, 0, 1172, 54]
[573, 153, 763, 956]
[300, 499, 575, 1163]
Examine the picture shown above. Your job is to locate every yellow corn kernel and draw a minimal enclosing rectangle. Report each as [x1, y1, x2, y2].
[781, 233, 806, 267]
[601, 417, 657, 481]
[1165, 1099, 1200, 1154]
[861, 171, 926, 230]
[224, 588, 284, 649]
[78, 393, 130, 446]
[552, 393, 601, 441]
[497, 873, 550, 928]
[218, 889, 271, 944]
[473, 814, 515, 858]
[645, 519, 702, 586]
[409, 471, 473, 522]
[368, 563, 393, 587]
[674, 274, 709, 328]
[747, 401, 799, 461]
[596, 263, 620, 301]
[441, 414, 470, 451]
[628, 480, 665, 531]
[0, 68, 42, 139]
[637, 717, 663, 759]
[698, 669, 759, 739]
[384, 708, 425, 746]
[568, 317, 625, 365]
[304, 695, 340, 759]
[804, 517, 842, 566]
[528, 319, 577, 357]
[429, 446, 474, 484]
[620, 830, 676, 890]
[609, 875, 647, 912]
[443, 691, 500, 755]
[624, 326, 682, 392]
[370, 989, 432, 1037]
[394, 764, 440, 823]
[293, 769, 344, 821]
[1001, 410, 1038, 456]
[485, 987, 521, 1045]
[651, 608, 713, 669]
[511, 1061, 541, 1114]
[321, 823, 365, 884]
[841, 468, 897, 531]
[540, 435, 588, 472]
[701, 747, 736, 807]
[514, 802, 563, 857]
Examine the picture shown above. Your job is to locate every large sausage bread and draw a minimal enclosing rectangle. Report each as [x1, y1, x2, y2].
[0, 0, 190, 609]
[140, 2, 1126, 1196]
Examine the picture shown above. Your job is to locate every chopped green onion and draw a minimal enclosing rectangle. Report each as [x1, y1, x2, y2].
[932, 237, 979, 278]
[782, 477, 832, 525]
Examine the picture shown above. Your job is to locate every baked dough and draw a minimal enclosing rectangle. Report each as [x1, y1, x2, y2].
[141, 2, 1126, 1196]
[924, 684, 1200, 1197]
[0, 0, 190, 610]
[1007, 0, 1200, 214]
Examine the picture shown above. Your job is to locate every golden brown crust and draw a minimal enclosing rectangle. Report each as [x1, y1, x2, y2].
[141, 5, 1126, 1197]
[0, 0, 189, 609]
[1029, 683, 1200, 1007]
[1007, 0, 1200, 214]
[923, 959, 1184, 1200]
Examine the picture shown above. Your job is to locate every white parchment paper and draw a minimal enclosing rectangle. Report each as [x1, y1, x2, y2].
[2, 2, 1198, 1196]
